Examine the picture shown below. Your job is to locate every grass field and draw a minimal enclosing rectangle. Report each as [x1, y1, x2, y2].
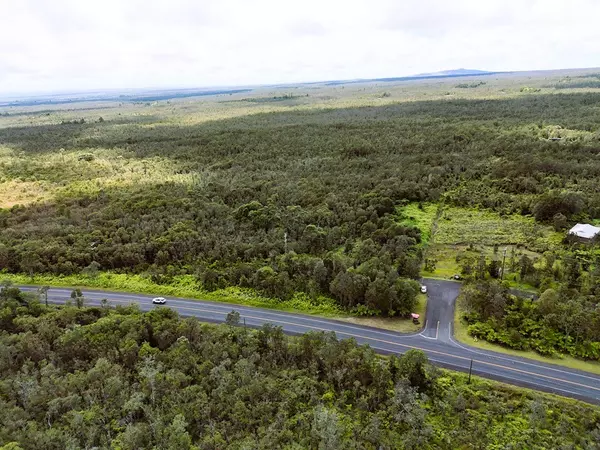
[434, 206, 563, 250]
[453, 303, 600, 375]
[396, 203, 439, 244]
[423, 243, 544, 289]
[422, 244, 469, 278]
[418, 206, 562, 288]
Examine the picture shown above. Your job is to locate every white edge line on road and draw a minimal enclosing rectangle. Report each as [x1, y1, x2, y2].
[408, 354, 599, 401]
[40, 288, 424, 342]
[447, 323, 600, 383]
[39, 288, 600, 384]
[171, 299, 600, 388]
[47, 297, 600, 397]
[418, 319, 438, 340]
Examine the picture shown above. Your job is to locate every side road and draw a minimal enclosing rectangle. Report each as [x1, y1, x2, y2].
[420, 279, 460, 342]
[17, 285, 600, 405]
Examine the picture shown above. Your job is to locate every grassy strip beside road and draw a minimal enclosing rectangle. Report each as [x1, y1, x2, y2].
[1, 272, 426, 333]
[453, 303, 600, 376]
[335, 293, 426, 333]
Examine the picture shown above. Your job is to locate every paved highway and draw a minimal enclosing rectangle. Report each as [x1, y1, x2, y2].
[19, 283, 600, 405]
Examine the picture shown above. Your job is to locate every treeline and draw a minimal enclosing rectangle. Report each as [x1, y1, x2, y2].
[549, 80, 600, 89]
[455, 81, 486, 88]
[454, 244, 600, 291]
[239, 93, 308, 103]
[0, 189, 423, 315]
[1, 288, 599, 449]
[460, 280, 600, 360]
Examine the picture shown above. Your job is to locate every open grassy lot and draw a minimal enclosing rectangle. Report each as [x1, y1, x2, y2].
[423, 243, 546, 289]
[434, 206, 562, 250]
[396, 202, 439, 244]
[415, 205, 563, 287]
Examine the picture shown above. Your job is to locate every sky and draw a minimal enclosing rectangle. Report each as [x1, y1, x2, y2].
[1, 0, 599, 95]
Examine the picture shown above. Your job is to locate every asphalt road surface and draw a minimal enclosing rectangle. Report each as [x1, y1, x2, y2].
[420, 279, 461, 342]
[19, 284, 600, 405]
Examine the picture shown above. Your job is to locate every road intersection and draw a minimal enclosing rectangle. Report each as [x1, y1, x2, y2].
[19, 282, 600, 405]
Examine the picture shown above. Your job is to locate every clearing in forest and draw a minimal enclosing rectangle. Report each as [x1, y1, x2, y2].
[397, 203, 563, 279]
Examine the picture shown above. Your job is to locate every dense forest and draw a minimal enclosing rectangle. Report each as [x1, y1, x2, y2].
[1, 287, 599, 449]
[1, 78, 600, 317]
[460, 278, 600, 360]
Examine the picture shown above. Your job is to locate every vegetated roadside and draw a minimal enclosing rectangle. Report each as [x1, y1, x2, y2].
[453, 302, 600, 375]
[334, 293, 426, 333]
[1, 288, 599, 449]
[2, 81, 600, 327]
[2, 73, 600, 356]
[1, 271, 425, 333]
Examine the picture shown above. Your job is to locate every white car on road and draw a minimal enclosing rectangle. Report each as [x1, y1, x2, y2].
[420, 285, 427, 294]
[152, 297, 167, 304]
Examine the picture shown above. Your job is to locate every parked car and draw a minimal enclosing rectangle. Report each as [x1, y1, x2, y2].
[420, 285, 427, 294]
[152, 297, 167, 304]
[453, 274, 462, 280]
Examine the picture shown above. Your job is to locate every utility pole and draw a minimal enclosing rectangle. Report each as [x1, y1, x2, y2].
[468, 359, 473, 384]
[38, 286, 49, 307]
[501, 247, 507, 280]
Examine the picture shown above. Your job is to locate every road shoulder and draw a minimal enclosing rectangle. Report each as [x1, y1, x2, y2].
[7, 274, 426, 334]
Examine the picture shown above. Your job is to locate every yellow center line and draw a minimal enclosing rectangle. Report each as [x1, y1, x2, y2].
[73, 297, 599, 395]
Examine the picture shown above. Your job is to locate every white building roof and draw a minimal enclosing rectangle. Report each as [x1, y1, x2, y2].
[569, 223, 600, 239]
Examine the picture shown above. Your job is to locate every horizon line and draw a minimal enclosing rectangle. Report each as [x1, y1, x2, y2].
[1, 66, 599, 103]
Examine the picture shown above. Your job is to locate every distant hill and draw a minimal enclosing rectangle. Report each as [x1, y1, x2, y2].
[0, 69, 501, 105]
[322, 69, 503, 86]
[414, 68, 492, 77]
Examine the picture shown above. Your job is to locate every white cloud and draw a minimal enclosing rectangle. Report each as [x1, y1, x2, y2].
[0, 0, 598, 94]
